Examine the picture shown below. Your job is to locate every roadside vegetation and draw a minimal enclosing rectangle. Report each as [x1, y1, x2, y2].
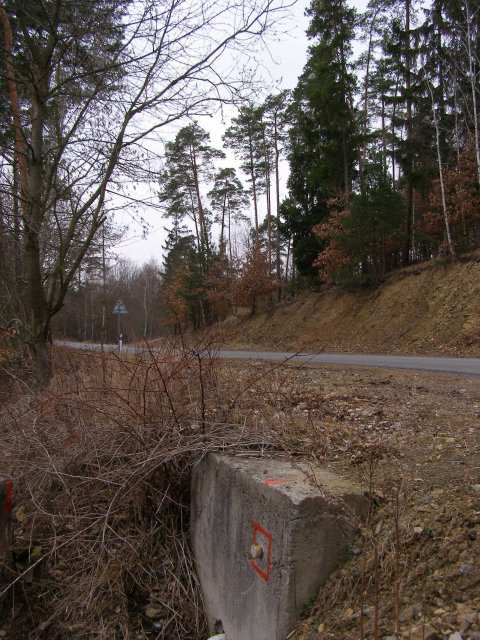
[2, 0, 480, 366]
[0, 345, 479, 639]
[215, 252, 480, 357]
[1, 0, 479, 637]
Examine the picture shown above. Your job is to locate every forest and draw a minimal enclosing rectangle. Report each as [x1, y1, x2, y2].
[1, 0, 480, 374]
[1, 3, 479, 638]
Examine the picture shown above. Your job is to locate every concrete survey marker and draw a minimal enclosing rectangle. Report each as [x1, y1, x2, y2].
[191, 454, 367, 640]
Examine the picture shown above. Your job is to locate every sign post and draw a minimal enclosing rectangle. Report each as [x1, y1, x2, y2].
[0, 479, 13, 587]
[112, 301, 128, 350]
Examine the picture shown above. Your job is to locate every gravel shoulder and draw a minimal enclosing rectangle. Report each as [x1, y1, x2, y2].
[221, 360, 480, 640]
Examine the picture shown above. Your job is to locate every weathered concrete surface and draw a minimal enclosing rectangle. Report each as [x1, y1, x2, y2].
[191, 455, 367, 640]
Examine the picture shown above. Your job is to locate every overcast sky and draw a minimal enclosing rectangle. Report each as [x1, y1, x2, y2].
[116, 0, 368, 266]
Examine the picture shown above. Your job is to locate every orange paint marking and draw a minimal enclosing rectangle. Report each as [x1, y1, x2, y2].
[250, 521, 273, 582]
[263, 478, 286, 486]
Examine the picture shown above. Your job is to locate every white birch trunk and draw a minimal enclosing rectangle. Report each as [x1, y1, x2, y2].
[466, 0, 480, 188]
[427, 78, 455, 258]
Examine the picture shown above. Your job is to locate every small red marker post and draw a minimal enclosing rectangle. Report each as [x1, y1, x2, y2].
[0, 479, 13, 567]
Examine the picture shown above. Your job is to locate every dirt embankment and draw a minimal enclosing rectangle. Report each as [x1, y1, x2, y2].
[222, 256, 480, 356]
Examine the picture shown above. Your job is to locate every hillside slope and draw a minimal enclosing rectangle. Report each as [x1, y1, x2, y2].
[223, 256, 480, 356]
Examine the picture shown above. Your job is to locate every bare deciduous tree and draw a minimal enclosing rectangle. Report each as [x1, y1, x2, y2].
[0, 0, 292, 382]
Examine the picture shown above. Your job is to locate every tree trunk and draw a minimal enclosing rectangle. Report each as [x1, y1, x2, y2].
[1, 7, 53, 384]
[454, 79, 461, 167]
[285, 237, 291, 286]
[248, 130, 259, 236]
[25, 80, 52, 382]
[24, 229, 51, 384]
[428, 78, 455, 258]
[391, 74, 399, 190]
[228, 206, 233, 267]
[191, 148, 210, 260]
[101, 225, 107, 343]
[12, 160, 21, 290]
[466, 0, 480, 188]
[360, 8, 380, 188]
[274, 115, 282, 300]
[381, 97, 387, 176]
[340, 41, 350, 196]
[220, 193, 227, 255]
[263, 130, 272, 273]
[188, 188, 202, 253]
[143, 280, 148, 338]
[404, 0, 413, 266]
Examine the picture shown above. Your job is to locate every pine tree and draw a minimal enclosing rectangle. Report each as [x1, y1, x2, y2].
[160, 122, 225, 266]
[381, 2, 425, 264]
[262, 90, 292, 289]
[223, 105, 265, 235]
[286, 0, 358, 281]
[316, 161, 405, 285]
[162, 223, 206, 331]
[208, 168, 249, 262]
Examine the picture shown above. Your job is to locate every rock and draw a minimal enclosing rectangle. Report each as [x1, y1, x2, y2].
[448, 548, 460, 562]
[460, 611, 479, 631]
[471, 485, 480, 493]
[399, 605, 417, 623]
[408, 625, 440, 640]
[459, 564, 474, 576]
[448, 633, 463, 640]
[451, 592, 463, 602]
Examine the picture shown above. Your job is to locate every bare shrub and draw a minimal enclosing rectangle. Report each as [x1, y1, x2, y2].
[0, 341, 282, 639]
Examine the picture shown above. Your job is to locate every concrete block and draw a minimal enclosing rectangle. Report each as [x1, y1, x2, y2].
[191, 455, 366, 640]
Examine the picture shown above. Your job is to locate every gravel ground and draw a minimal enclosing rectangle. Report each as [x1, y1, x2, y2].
[224, 361, 480, 640]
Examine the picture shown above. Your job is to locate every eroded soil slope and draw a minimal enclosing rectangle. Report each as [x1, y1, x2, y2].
[223, 256, 480, 356]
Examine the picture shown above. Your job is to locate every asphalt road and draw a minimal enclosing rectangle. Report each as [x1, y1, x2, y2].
[56, 341, 480, 377]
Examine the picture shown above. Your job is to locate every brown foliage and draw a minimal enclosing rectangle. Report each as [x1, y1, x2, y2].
[235, 244, 276, 314]
[423, 145, 480, 251]
[313, 197, 351, 284]
[1, 343, 290, 639]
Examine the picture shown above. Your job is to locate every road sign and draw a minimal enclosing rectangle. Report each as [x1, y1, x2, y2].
[113, 301, 128, 315]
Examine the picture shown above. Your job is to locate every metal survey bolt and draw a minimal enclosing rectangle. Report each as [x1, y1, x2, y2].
[249, 543, 264, 560]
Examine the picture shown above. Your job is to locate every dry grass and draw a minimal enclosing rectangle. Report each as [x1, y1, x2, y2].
[0, 346, 479, 639]
[0, 341, 292, 639]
